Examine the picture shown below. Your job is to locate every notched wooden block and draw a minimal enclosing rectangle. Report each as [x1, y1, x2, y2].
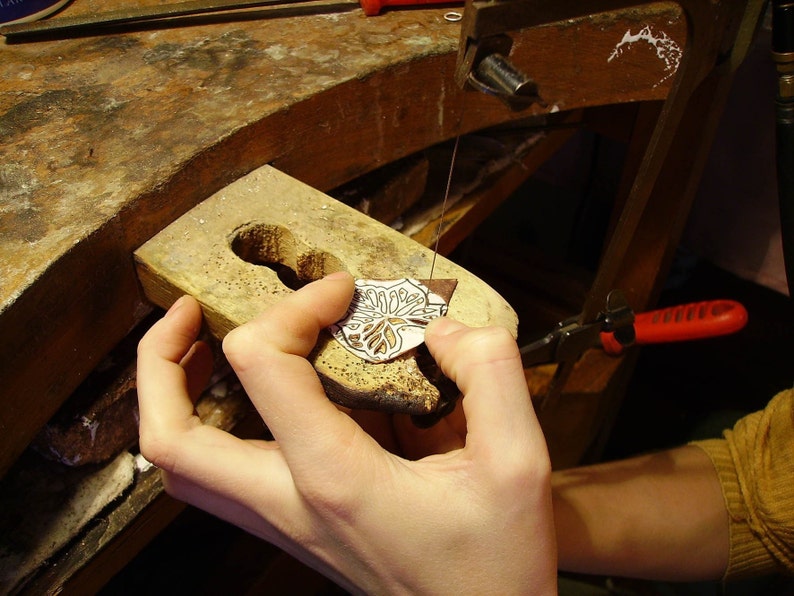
[134, 165, 516, 415]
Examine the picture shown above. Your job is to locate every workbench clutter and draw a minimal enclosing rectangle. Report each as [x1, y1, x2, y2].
[0, 331, 254, 594]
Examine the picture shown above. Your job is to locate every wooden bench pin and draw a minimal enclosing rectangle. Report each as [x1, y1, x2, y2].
[134, 165, 517, 415]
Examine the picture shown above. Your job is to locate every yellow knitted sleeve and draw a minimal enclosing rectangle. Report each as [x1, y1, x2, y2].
[693, 388, 794, 580]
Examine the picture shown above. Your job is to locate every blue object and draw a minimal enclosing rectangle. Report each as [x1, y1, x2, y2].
[0, 0, 71, 25]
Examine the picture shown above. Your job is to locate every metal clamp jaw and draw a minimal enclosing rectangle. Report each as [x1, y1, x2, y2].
[453, 0, 553, 110]
[520, 290, 635, 368]
[454, 0, 594, 109]
[455, 29, 544, 110]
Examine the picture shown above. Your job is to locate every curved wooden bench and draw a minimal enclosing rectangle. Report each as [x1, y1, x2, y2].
[0, 0, 694, 477]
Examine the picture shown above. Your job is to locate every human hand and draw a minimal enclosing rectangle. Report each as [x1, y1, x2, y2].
[137, 272, 557, 595]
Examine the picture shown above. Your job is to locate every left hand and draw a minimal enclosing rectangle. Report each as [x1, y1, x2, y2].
[137, 272, 557, 595]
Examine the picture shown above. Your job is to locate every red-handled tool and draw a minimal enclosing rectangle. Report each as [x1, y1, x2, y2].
[0, 0, 462, 41]
[600, 299, 748, 356]
[520, 293, 749, 368]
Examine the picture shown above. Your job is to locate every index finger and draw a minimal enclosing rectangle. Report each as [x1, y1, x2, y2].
[222, 272, 366, 473]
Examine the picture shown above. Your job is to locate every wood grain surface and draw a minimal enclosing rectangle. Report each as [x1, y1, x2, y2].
[0, 0, 685, 476]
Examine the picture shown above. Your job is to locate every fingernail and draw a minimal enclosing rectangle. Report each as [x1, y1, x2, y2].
[165, 295, 187, 317]
[323, 271, 351, 281]
[426, 316, 461, 337]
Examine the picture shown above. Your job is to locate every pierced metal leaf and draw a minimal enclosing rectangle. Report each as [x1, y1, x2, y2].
[329, 279, 449, 363]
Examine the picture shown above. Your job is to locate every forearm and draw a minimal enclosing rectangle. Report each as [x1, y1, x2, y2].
[552, 445, 729, 581]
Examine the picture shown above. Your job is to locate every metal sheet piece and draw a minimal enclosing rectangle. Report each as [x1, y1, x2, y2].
[329, 278, 449, 363]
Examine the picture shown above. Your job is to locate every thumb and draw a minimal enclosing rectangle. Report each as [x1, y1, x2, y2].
[424, 318, 545, 461]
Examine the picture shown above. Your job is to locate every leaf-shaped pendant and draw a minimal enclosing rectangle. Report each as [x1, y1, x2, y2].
[329, 278, 455, 363]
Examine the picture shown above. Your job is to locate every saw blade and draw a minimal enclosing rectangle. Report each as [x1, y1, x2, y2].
[428, 104, 466, 281]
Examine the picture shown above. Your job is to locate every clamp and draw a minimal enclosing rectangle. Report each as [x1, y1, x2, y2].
[520, 290, 635, 368]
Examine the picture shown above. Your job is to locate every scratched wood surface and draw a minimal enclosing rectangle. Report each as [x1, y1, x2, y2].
[0, 0, 686, 476]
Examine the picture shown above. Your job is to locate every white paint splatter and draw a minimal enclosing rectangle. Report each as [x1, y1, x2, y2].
[608, 26, 682, 86]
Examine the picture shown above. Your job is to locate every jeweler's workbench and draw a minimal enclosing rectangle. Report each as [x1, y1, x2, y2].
[0, 0, 766, 591]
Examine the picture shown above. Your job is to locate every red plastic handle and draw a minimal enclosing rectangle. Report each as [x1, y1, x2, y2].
[601, 300, 749, 355]
[359, 0, 461, 16]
